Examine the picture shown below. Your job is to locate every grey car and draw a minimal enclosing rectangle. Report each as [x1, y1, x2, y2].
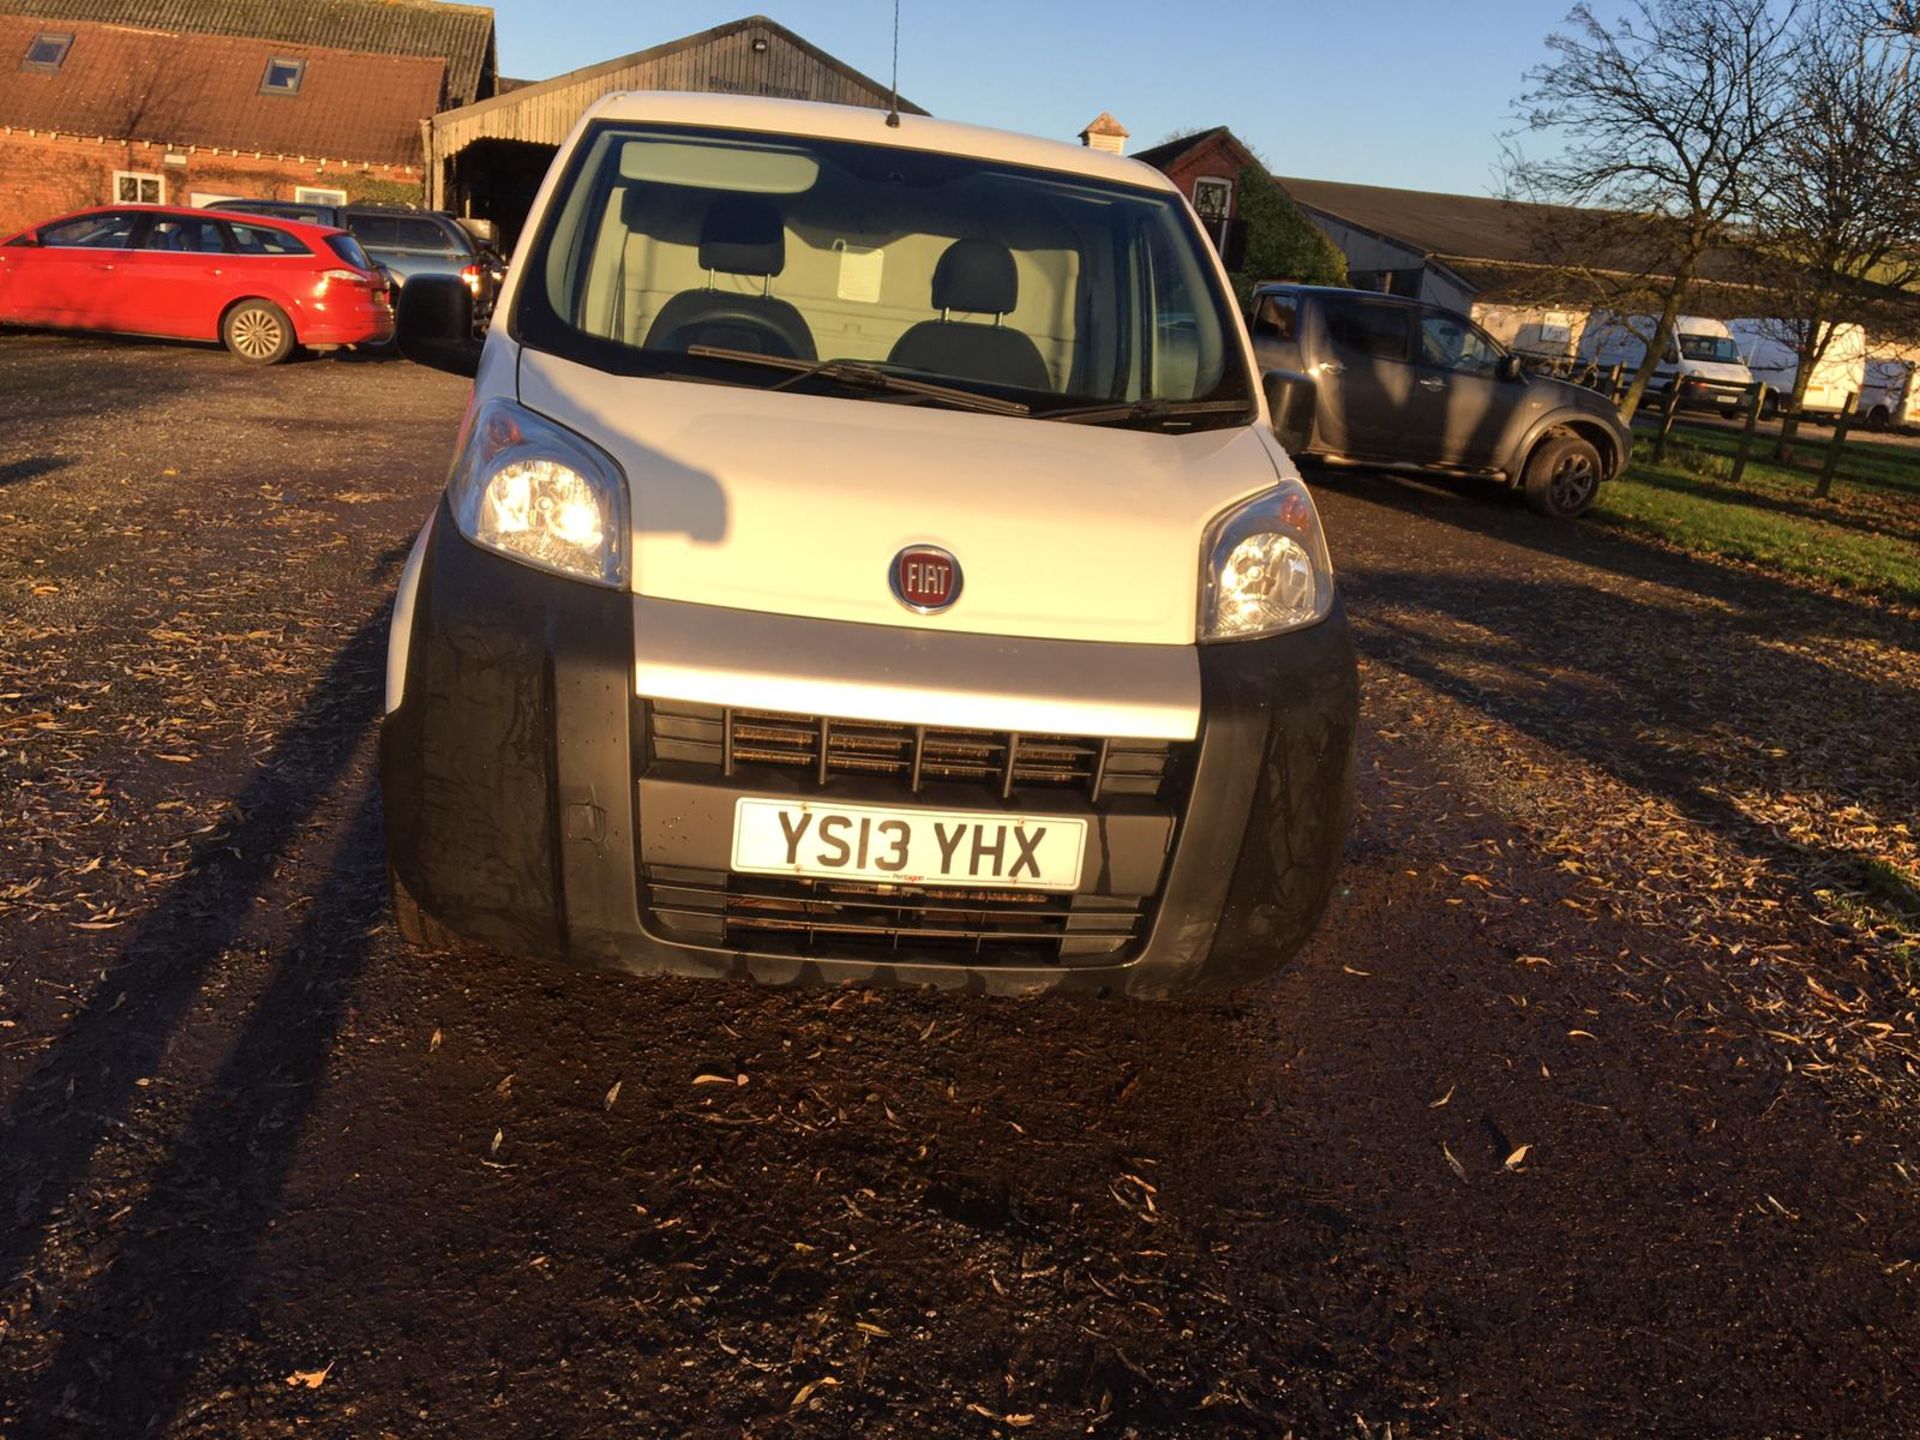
[214, 201, 501, 321]
[1250, 285, 1631, 518]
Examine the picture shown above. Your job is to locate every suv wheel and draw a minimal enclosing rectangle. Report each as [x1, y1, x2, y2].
[223, 299, 295, 365]
[1522, 434, 1603, 519]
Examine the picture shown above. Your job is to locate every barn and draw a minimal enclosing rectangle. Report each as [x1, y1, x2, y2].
[0, 0, 496, 234]
[424, 15, 923, 247]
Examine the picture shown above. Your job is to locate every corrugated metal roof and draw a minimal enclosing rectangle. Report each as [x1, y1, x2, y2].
[0, 15, 445, 164]
[428, 15, 921, 157]
[0, 0, 493, 104]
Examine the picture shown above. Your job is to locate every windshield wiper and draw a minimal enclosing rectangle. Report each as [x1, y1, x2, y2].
[1042, 398, 1251, 426]
[686, 345, 1031, 417]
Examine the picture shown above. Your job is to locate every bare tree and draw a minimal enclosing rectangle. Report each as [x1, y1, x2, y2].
[1871, 0, 1919, 33]
[1505, 0, 1801, 420]
[1746, 6, 1920, 470]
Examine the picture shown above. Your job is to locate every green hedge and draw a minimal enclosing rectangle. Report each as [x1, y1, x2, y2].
[1229, 165, 1346, 305]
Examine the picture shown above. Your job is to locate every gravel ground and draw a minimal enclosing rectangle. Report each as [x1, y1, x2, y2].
[3, 332, 1919, 1439]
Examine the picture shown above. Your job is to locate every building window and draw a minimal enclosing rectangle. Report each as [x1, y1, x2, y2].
[260, 56, 306, 95]
[1191, 177, 1233, 222]
[114, 170, 164, 204]
[294, 186, 347, 205]
[22, 31, 73, 71]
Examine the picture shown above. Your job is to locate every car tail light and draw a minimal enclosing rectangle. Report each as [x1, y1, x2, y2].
[460, 262, 484, 296]
[318, 267, 372, 289]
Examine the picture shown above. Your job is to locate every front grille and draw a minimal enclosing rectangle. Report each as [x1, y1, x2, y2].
[647, 700, 1175, 802]
[645, 866, 1146, 965]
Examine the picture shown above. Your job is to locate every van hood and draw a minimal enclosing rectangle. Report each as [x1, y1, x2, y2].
[1677, 357, 1753, 386]
[517, 350, 1279, 646]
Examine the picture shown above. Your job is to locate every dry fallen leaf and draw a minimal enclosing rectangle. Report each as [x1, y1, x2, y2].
[790, 1375, 839, 1408]
[285, 1361, 333, 1389]
[1443, 1143, 1468, 1182]
[967, 1403, 1034, 1426]
[429, 1026, 442, 1053]
[1429, 1085, 1455, 1109]
[605, 1080, 622, 1111]
[693, 1073, 733, 1086]
[855, 1321, 890, 1338]
[1505, 1144, 1532, 1171]
[490, 1129, 503, 1157]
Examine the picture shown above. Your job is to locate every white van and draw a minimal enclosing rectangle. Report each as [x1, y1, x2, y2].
[1472, 303, 1583, 367]
[1575, 312, 1754, 411]
[1727, 319, 1867, 420]
[379, 93, 1359, 996]
[1863, 352, 1918, 432]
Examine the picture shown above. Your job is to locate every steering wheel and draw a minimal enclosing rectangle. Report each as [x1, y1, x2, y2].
[653, 305, 809, 361]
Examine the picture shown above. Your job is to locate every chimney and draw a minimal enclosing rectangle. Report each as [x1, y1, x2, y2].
[1078, 112, 1129, 157]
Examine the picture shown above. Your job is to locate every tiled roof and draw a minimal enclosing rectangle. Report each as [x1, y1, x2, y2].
[0, 0, 493, 104]
[1130, 126, 1232, 172]
[0, 15, 446, 164]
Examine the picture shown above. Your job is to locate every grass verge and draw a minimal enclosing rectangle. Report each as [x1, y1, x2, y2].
[1593, 437, 1920, 608]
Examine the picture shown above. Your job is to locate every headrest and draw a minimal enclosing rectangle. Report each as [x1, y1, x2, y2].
[698, 196, 785, 277]
[931, 238, 1017, 315]
[620, 186, 651, 231]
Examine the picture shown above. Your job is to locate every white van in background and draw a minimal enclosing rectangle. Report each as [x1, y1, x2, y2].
[1728, 319, 1867, 420]
[1472, 303, 1583, 367]
[1575, 312, 1754, 412]
[1863, 350, 1918, 432]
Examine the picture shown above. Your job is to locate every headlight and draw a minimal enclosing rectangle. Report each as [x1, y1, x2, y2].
[446, 396, 628, 587]
[1198, 479, 1335, 641]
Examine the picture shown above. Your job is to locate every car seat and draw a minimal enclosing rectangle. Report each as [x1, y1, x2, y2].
[641, 196, 816, 361]
[886, 238, 1051, 391]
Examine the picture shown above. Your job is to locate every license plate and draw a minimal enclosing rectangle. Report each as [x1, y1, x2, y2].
[731, 797, 1086, 891]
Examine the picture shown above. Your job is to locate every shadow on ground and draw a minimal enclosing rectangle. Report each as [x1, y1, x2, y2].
[0, 611, 389, 1433]
[1318, 465, 1919, 974]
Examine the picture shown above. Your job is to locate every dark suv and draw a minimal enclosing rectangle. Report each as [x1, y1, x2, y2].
[1250, 285, 1631, 518]
[214, 201, 501, 320]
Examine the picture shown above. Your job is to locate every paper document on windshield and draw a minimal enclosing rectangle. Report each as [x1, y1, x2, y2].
[835, 243, 884, 304]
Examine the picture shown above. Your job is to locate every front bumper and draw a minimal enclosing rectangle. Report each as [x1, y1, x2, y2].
[382, 503, 1359, 996]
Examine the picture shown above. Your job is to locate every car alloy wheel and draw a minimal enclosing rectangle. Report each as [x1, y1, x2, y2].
[1548, 449, 1598, 513]
[229, 308, 284, 360]
[1523, 433, 1604, 519]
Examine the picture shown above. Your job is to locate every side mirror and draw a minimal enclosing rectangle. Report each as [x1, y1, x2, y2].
[1497, 353, 1524, 382]
[397, 274, 481, 378]
[10, 230, 39, 248]
[1262, 369, 1317, 455]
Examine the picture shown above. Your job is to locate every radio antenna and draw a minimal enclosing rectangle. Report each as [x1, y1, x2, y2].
[885, 0, 902, 127]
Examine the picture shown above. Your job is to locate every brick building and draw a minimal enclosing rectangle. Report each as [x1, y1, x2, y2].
[1130, 126, 1259, 234]
[0, 0, 495, 234]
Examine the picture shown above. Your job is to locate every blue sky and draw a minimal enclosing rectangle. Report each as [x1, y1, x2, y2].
[489, 1, 1583, 198]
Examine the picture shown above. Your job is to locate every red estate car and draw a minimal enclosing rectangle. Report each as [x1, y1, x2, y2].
[0, 204, 393, 364]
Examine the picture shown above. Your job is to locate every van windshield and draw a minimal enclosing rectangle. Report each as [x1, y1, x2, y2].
[1678, 334, 1742, 364]
[513, 122, 1252, 426]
